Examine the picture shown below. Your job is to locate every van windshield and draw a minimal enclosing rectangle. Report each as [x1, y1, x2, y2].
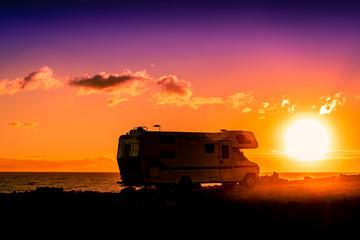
[118, 139, 139, 159]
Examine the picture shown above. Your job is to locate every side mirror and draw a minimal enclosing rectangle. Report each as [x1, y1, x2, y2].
[240, 151, 248, 161]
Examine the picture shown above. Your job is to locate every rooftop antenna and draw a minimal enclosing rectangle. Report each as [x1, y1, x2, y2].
[153, 124, 161, 132]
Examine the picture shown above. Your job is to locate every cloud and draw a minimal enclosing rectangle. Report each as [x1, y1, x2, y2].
[152, 75, 225, 109]
[242, 107, 252, 113]
[106, 96, 128, 107]
[258, 96, 296, 119]
[153, 76, 225, 109]
[188, 97, 224, 109]
[258, 102, 276, 118]
[152, 76, 191, 106]
[9, 122, 22, 128]
[0, 66, 63, 95]
[227, 92, 255, 111]
[0, 78, 22, 95]
[71, 72, 224, 108]
[281, 98, 289, 108]
[9, 122, 38, 129]
[287, 104, 296, 114]
[154, 75, 192, 98]
[0, 66, 246, 110]
[319, 92, 346, 115]
[0, 67, 148, 106]
[280, 96, 296, 114]
[152, 75, 223, 109]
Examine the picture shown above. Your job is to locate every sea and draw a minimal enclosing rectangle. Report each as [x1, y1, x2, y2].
[0, 172, 123, 193]
[1, 172, 359, 193]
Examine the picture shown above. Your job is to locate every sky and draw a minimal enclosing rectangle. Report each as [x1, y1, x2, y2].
[1, 0, 360, 172]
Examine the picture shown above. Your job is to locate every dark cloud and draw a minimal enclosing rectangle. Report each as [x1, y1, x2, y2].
[69, 74, 145, 89]
[68, 71, 151, 106]
[22, 71, 38, 88]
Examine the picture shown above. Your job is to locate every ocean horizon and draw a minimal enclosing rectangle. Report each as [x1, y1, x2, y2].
[1, 171, 359, 193]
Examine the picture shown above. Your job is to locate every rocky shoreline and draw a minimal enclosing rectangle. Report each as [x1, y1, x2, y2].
[2, 173, 360, 236]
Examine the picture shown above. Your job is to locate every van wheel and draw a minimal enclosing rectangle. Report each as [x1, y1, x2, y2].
[243, 174, 257, 188]
[177, 176, 193, 192]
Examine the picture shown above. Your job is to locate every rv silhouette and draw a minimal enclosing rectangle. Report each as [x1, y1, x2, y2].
[117, 127, 259, 190]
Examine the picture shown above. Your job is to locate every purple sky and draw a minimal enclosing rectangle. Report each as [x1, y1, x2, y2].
[2, 0, 360, 171]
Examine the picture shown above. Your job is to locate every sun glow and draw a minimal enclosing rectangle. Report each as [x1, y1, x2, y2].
[286, 119, 330, 161]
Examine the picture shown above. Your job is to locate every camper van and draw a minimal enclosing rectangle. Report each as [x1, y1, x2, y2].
[117, 127, 259, 189]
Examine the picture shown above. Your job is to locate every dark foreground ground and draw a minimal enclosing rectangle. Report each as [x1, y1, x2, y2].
[2, 173, 360, 237]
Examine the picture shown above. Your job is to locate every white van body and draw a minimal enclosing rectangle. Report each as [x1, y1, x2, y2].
[117, 127, 259, 188]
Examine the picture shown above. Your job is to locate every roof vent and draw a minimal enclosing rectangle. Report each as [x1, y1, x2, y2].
[153, 125, 161, 131]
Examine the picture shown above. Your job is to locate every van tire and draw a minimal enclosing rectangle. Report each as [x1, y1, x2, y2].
[242, 173, 257, 188]
[177, 176, 193, 192]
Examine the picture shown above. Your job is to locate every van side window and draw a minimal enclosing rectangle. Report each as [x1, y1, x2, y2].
[236, 134, 252, 144]
[123, 144, 131, 158]
[205, 144, 214, 153]
[221, 145, 229, 159]
[160, 151, 176, 159]
[160, 135, 175, 144]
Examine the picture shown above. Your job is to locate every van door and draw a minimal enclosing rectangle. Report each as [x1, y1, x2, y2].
[219, 140, 233, 181]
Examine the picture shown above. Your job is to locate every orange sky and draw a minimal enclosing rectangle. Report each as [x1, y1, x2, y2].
[1, 1, 360, 172]
[1, 65, 360, 172]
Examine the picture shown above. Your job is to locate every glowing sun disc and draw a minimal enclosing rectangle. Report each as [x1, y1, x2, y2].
[285, 119, 330, 161]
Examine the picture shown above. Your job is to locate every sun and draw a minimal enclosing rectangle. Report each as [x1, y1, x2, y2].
[285, 119, 330, 161]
